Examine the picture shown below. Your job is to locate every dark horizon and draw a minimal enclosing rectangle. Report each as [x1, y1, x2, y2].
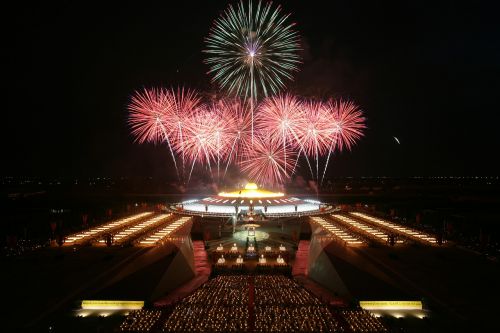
[4, 0, 500, 179]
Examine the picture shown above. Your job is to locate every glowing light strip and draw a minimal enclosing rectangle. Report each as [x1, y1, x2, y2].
[81, 300, 144, 310]
[359, 300, 423, 310]
[310, 217, 363, 245]
[218, 189, 284, 198]
[65, 212, 153, 244]
[304, 199, 321, 204]
[350, 212, 437, 243]
[139, 216, 192, 245]
[182, 199, 199, 204]
[331, 215, 389, 241]
[98, 214, 171, 243]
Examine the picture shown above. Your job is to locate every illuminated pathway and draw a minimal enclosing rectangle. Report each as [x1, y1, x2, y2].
[64, 212, 153, 245]
[330, 214, 390, 243]
[310, 216, 364, 246]
[98, 214, 172, 244]
[139, 216, 192, 246]
[349, 212, 438, 244]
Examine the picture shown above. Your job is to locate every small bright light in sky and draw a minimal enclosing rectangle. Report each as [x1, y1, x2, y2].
[249, 51, 255, 57]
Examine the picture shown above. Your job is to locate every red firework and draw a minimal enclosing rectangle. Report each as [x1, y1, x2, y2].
[206, 100, 238, 169]
[324, 99, 366, 151]
[255, 94, 304, 177]
[256, 94, 304, 147]
[128, 88, 170, 144]
[297, 100, 332, 156]
[181, 109, 218, 164]
[239, 135, 297, 186]
[163, 87, 201, 161]
[180, 102, 237, 177]
[219, 98, 252, 164]
[128, 86, 366, 186]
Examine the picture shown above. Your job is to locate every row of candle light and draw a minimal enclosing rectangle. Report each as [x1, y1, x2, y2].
[65, 212, 153, 244]
[349, 212, 437, 243]
[310, 216, 364, 245]
[138, 216, 192, 245]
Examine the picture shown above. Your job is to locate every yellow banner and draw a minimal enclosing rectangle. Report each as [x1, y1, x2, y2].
[81, 300, 144, 310]
[359, 300, 422, 310]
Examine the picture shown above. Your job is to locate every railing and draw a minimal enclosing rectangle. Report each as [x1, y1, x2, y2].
[167, 204, 339, 218]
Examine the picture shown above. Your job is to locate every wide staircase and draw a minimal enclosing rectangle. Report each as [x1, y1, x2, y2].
[292, 240, 310, 276]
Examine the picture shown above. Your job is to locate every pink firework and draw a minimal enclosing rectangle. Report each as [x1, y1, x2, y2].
[206, 100, 238, 179]
[296, 100, 332, 179]
[163, 87, 202, 165]
[181, 110, 218, 164]
[255, 94, 304, 176]
[218, 98, 252, 164]
[128, 88, 170, 144]
[256, 94, 304, 145]
[321, 99, 366, 185]
[181, 104, 236, 181]
[297, 100, 333, 156]
[128, 86, 366, 186]
[324, 99, 366, 151]
[128, 87, 201, 180]
[239, 135, 297, 186]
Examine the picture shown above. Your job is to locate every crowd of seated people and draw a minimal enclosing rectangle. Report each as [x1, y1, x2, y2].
[163, 275, 249, 332]
[255, 305, 343, 332]
[119, 309, 162, 332]
[254, 275, 343, 332]
[255, 264, 292, 275]
[255, 279, 321, 306]
[120, 274, 387, 333]
[212, 251, 242, 260]
[213, 263, 248, 275]
[340, 310, 387, 332]
[258, 250, 290, 260]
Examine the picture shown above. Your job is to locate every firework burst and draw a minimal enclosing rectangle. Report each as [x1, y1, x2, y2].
[128, 88, 366, 186]
[326, 99, 366, 151]
[321, 99, 366, 184]
[205, 0, 301, 143]
[127, 87, 201, 181]
[218, 98, 252, 165]
[128, 88, 182, 178]
[256, 93, 307, 176]
[163, 87, 201, 171]
[296, 100, 332, 179]
[127, 0, 367, 187]
[239, 135, 297, 186]
[204, 0, 301, 98]
[128, 88, 170, 144]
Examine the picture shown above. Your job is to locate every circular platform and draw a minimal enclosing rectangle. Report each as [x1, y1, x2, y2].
[169, 183, 337, 218]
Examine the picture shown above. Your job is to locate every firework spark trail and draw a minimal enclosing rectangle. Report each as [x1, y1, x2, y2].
[128, 88, 179, 179]
[128, 88, 365, 187]
[321, 136, 338, 187]
[256, 94, 305, 177]
[204, 0, 301, 141]
[221, 99, 252, 178]
[297, 100, 334, 181]
[239, 135, 296, 186]
[128, 88, 166, 144]
[181, 110, 216, 181]
[164, 87, 201, 179]
[207, 101, 237, 181]
[329, 99, 366, 151]
[320, 99, 366, 185]
[127, 2, 368, 187]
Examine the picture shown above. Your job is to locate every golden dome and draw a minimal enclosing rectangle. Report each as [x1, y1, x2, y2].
[218, 183, 284, 198]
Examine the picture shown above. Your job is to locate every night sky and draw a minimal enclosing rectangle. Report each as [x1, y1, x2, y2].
[4, 1, 500, 179]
